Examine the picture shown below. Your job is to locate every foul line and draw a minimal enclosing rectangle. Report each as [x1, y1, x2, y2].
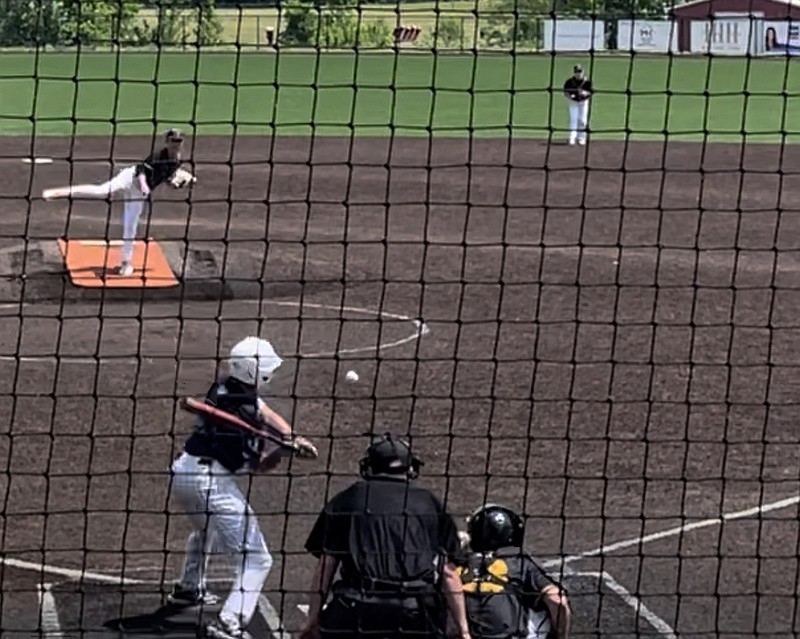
[2, 556, 146, 585]
[258, 594, 292, 639]
[575, 571, 677, 639]
[543, 494, 800, 569]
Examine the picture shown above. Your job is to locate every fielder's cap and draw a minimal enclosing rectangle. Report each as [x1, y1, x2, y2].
[165, 128, 184, 141]
[573, 64, 583, 73]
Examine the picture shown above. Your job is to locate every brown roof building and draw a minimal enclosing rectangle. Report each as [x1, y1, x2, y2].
[670, 0, 800, 51]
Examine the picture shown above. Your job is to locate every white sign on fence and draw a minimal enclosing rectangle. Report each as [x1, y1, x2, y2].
[690, 17, 757, 55]
[542, 19, 605, 52]
[617, 20, 678, 52]
[762, 20, 800, 55]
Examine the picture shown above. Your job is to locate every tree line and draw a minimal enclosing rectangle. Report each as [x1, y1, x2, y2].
[0, 0, 675, 48]
[0, 0, 223, 47]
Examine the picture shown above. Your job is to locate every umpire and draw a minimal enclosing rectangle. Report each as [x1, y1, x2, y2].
[299, 433, 473, 639]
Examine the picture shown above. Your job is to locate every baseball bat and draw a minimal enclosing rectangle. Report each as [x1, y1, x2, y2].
[180, 397, 300, 455]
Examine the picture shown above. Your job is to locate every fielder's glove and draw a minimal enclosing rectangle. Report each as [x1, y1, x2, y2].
[169, 168, 196, 189]
[292, 435, 319, 460]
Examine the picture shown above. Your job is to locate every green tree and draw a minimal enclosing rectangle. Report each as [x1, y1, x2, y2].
[481, 0, 548, 49]
[64, 0, 141, 44]
[134, 0, 223, 47]
[190, 0, 223, 45]
[279, 0, 318, 45]
[0, 0, 71, 46]
[278, 0, 392, 49]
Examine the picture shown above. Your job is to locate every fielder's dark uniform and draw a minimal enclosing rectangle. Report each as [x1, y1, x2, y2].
[459, 549, 562, 639]
[305, 471, 462, 639]
[135, 147, 181, 193]
[563, 66, 592, 145]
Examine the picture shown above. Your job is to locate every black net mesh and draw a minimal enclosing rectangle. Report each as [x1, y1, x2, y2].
[0, 1, 798, 638]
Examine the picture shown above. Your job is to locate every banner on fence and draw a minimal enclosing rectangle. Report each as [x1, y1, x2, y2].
[761, 20, 800, 55]
[690, 17, 758, 55]
[617, 20, 678, 52]
[542, 19, 605, 51]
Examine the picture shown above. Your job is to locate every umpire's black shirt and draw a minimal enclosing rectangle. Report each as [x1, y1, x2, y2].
[563, 76, 593, 102]
[305, 477, 461, 590]
[135, 148, 179, 190]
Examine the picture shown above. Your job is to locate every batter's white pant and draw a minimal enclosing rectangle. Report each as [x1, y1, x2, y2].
[170, 452, 273, 630]
[63, 165, 145, 265]
[526, 609, 552, 639]
[568, 100, 590, 144]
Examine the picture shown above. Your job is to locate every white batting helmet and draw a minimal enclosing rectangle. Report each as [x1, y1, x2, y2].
[228, 336, 283, 390]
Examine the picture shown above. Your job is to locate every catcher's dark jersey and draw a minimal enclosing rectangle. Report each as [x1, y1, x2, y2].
[458, 548, 562, 639]
[563, 76, 593, 102]
[184, 375, 266, 473]
[305, 478, 461, 591]
[134, 148, 179, 190]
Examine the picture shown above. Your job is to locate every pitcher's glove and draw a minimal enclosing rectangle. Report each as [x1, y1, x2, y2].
[292, 435, 319, 460]
[169, 168, 196, 189]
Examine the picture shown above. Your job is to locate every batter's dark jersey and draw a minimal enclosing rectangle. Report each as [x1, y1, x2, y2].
[305, 478, 461, 590]
[458, 548, 562, 639]
[563, 77, 593, 102]
[135, 148, 180, 190]
[184, 375, 265, 473]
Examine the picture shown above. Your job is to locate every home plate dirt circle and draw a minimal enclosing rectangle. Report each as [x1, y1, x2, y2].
[0, 297, 430, 362]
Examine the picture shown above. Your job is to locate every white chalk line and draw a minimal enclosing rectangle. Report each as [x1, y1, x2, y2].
[37, 583, 65, 638]
[0, 298, 430, 362]
[259, 594, 293, 639]
[575, 570, 677, 639]
[542, 493, 800, 570]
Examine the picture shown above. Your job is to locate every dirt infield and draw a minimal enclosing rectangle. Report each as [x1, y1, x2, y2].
[0, 135, 799, 638]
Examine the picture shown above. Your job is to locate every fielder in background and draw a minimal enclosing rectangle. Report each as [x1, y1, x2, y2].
[41, 128, 195, 276]
[169, 336, 318, 639]
[300, 433, 472, 639]
[563, 65, 593, 146]
[457, 504, 571, 639]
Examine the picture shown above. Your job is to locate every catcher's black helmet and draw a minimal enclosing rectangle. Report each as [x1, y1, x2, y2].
[467, 504, 524, 552]
[359, 433, 422, 480]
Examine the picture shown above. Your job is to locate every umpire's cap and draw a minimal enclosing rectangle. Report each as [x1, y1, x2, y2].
[360, 432, 423, 480]
[573, 64, 583, 73]
[165, 128, 184, 142]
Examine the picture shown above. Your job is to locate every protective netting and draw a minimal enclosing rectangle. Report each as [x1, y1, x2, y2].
[0, 1, 799, 638]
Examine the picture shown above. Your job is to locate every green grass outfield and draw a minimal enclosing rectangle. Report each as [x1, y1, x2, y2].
[1, 51, 799, 142]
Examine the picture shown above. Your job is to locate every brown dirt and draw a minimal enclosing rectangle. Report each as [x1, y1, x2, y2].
[0, 135, 798, 638]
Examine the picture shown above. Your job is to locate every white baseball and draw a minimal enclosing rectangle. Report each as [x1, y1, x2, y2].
[346, 370, 359, 382]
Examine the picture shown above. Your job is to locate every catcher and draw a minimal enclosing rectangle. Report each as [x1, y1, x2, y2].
[456, 504, 571, 639]
[169, 336, 318, 639]
[41, 128, 195, 276]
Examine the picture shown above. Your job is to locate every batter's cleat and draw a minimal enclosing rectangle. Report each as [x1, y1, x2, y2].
[166, 584, 220, 607]
[205, 616, 253, 639]
[578, 139, 586, 146]
[42, 188, 61, 201]
[117, 262, 134, 277]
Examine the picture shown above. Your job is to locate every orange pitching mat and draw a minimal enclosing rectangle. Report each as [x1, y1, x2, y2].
[58, 238, 179, 288]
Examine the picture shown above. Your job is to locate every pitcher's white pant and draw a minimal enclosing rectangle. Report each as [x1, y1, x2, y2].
[64, 166, 145, 265]
[568, 99, 589, 144]
[170, 452, 273, 629]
